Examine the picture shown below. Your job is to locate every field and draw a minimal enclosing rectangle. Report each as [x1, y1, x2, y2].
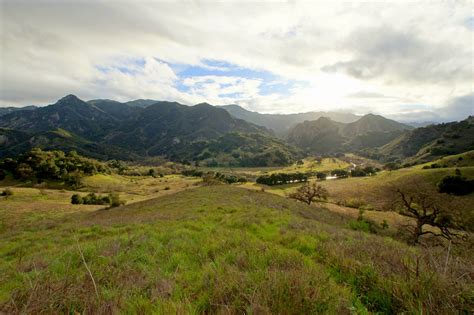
[0, 154, 473, 314]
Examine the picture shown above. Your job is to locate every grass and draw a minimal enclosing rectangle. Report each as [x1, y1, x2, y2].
[1, 185, 472, 313]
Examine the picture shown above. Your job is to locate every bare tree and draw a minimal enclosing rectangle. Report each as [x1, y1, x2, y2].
[394, 184, 465, 244]
[289, 181, 328, 205]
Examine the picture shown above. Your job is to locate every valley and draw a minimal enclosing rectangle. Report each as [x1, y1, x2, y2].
[0, 96, 473, 314]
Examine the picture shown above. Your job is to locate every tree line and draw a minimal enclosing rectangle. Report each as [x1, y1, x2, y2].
[0, 148, 110, 186]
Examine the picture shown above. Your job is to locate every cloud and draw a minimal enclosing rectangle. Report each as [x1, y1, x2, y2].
[440, 93, 474, 121]
[322, 26, 471, 84]
[0, 0, 471, 118]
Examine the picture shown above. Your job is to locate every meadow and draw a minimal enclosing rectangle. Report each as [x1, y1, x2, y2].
[0, 154, 473, 314]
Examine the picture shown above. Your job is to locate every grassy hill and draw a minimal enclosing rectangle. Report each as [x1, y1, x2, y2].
[0, 184, 472, 313]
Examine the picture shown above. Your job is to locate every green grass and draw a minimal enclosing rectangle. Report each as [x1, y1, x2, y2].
[1, 185, 472, 313]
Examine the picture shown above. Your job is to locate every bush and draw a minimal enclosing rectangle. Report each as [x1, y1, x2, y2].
[109, 193, 125, 207]
[0, 169, 5, 181]
[316, 172, 327, 180]
[330, 169, 349, 178]
[71, 194, 83, 204]
[1, 188, 13, 197]
[182, 169, 204, 177]
[350, 167, 367, 177]
[438, 175, 474, 196]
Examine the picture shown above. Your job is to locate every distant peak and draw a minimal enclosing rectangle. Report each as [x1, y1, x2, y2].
[59, 94, 80, 102]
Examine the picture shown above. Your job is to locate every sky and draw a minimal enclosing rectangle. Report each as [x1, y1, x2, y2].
[0, 0, 472, 122]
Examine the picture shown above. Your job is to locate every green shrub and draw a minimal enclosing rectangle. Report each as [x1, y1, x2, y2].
[71, 194, 83, 204]
[109, 193, 125, 207]
[438, 175, 474, 196]
[316, 172, 327, 180]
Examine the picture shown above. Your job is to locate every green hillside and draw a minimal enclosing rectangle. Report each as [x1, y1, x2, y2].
[1, 185, 472, 313]
[377, 116, 474, 163]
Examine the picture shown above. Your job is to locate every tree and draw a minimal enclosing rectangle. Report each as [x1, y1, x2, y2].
[316, 172, 327, 180]
[393, 184, 465, 244]
[289, 182, 328, 205]
[331, 169, 348, 178]
[438, 175, 474, 196]
[71, 194, 83, 204]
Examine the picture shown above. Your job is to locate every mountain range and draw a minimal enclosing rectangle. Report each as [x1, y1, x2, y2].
[1, 94, 472, 166]
[0, 95, 298, 166]
[218, 104, 361, 136]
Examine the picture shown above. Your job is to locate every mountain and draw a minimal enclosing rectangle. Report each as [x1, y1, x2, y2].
[218, 104, 360, 136]
[287, 114, 412, 154]
[125, 99, 160, 108]
[0, 105, 37, 117]
[103, 102, 271, 157]
[0, 95, 118, 139]
[287, 117, 346, 153]
[0, 95, 299, 166]
[376, 116, 474, 163]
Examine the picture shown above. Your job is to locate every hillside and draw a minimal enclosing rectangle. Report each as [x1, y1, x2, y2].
[219, 104, 360, 136]
[377, 116, 474, 163]
[287, 114, 411, 154]
[1, 184, 472, 313]
[0, 96, 298, 166]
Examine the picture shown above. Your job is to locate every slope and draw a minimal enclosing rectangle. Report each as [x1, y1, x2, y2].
[1, 185, 471, 314]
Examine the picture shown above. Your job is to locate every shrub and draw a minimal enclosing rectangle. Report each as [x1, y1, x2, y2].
[71, 194, 83, 204]
[330, 169, 349, 178]
[0, 169, 5, 181]
[164, 186, 170, 190]
[1, 188, 13, 197]
[316, 172, 327, 180]
[438, 175, 474, 196]
[182, 169, 204, 177]
[384, 162, 400, 171]
[350, 167, 367, 177]
[109, 193, 125, 207]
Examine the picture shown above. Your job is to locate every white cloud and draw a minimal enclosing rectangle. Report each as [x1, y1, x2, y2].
[0, 0, 472, 121]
